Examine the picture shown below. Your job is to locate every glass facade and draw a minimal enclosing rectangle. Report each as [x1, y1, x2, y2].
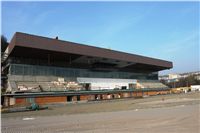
[10, 64, 158, 80]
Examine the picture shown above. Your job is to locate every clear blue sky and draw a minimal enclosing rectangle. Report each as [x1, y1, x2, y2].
[2, 2, 199, 75]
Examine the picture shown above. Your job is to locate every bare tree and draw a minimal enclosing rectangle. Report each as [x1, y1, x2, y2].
[1, 35, 8, 53]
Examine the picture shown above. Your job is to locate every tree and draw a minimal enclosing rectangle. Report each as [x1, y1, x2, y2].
[1, 35, 8, 53]
[162, 75, 200, 88]
[1, 35, 9, 94]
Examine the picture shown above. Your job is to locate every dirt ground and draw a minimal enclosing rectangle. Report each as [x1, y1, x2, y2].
[1, 92, 200, 133]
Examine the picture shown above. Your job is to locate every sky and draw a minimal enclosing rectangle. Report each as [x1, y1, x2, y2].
[1, 1, 199, 75]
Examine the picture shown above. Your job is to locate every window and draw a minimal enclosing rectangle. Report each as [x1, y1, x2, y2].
[10, 64, 157, 80]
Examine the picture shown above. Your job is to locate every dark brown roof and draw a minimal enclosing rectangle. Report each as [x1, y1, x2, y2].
[8, 32, 172, 69]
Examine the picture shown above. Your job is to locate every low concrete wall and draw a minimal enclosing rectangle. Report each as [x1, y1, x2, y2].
[3, 90, 171, 107]
[35, 96, 67, 105]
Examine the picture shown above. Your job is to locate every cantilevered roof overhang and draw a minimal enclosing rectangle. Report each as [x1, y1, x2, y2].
[7, 32, 173, 72]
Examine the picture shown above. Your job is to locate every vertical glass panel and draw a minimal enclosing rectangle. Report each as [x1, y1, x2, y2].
[48, 67, 55, 76]
[10, 64, 15, 75]
[23, 65, 31, 75]
[9, 63, 157, 80]
[14, 64, 23, 75]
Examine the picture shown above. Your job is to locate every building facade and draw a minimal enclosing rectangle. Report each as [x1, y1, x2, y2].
[1, 32, 173, 106]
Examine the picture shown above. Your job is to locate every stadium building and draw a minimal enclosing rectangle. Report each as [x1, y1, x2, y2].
[1, 32, 173, 106]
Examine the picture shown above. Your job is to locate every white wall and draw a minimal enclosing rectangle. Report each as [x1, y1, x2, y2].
[90, 82, 129, 90]
[191, 85, 200, 91]
[77, 77, 136, 90]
